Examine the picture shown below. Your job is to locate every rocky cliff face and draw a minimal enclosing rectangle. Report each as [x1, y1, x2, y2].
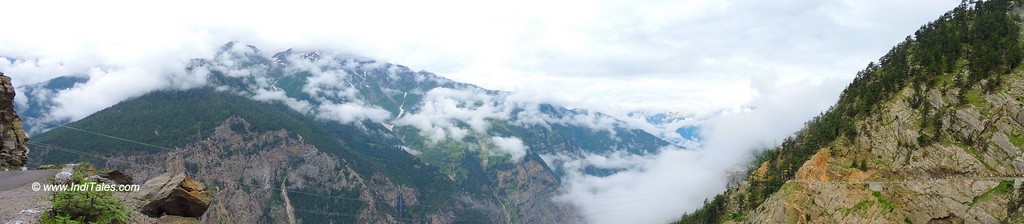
[740, 74, 1024, 223]
[106, 117, 485, 223]
[24, 40, 662, 222]
[494, 159, 576, 223]
[0, 72, 29, 168]
[680, 1, 1024, 223]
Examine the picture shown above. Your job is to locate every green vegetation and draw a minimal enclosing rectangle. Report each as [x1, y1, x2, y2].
[71, 162, 95, 184]
[41, 181, 131, 224]
[964, 89, 985, 107]
[32, 88, 353, 166]
[675, 194, 726, 224]
[971, 180, 1013, 207]
[850, 159, 869, 171]
[837, 190, 896, 218]
[41, 164, 130, 224]
[842, 199, 876, 216]
[1009, 132, 1024, 148]
[873, 191, 894, 215]
[31, 88, 467, 222]
[679, 0, 1024, 222]
[963, 89, 992, 116]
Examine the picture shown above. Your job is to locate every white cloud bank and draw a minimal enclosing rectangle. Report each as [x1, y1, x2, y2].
[490, 136, 528, 162]
[394, 87, 514, 141]
[553, 78, 854, 224]
[0, 0, 959, 120]
[318, 102, 392, 124]
[2, 55, 212, 128]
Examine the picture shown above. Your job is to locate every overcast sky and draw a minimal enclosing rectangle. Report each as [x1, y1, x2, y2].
[2, 0, 961, 223]
[2, 0, 959, 116]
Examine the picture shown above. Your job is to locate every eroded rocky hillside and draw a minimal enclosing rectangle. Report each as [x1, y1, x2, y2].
[741, 68, 1024, 223]
[20, 41, 676, 221]
[680, 0, 1024, 223]
[109, 117, 467, 223]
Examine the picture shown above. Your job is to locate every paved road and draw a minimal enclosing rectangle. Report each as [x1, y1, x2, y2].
[0, 170, 58, 191]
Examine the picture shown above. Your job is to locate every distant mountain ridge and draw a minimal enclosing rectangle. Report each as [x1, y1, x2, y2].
[23, 42, 672, 222]
[628, 111, 702, 147]
[15, 75, 88, 135]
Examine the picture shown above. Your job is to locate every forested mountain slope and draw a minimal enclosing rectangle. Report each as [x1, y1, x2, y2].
[679, 0, 1024, 223]
[24, 42, 672, 222]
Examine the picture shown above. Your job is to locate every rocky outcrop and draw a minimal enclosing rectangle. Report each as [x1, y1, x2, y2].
[724, 66, 1024, 223]
[135, 173, 213, 219]
[93, 170, 134, 185]
[702, 9, 1024, 219]
[108, 117, 468, 223]
[494, 159, 577, 223]
[0, 72, 29, 168]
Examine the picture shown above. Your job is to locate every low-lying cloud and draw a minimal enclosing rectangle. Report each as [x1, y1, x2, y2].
[394, 87, 514, 141]
[3, 52, 211, 134]
[490, 136, 528, 162]
[318, 102, 392, 124]
[2, 0, 960, 118]
[552, 78, 849, 224]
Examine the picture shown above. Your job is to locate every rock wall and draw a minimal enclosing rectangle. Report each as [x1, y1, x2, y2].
[107, 117, 470, 223]
[729, 73, 1024, 223]
[0, 72, 29, 168]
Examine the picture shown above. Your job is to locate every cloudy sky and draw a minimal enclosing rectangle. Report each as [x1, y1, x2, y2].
[2, 0, 959, 116]
[2, 0, 961, 223]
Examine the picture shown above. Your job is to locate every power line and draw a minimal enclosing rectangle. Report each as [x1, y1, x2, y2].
[56, 125, 175, 151]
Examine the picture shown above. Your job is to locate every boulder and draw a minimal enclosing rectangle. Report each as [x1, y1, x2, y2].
[135, 173, 213, 218]
[99, 169, 134, 185]
[53, 164, 78, 185]
[54, 171, 73, 185]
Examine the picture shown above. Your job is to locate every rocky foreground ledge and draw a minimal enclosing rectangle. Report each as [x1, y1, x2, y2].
[1, 163, 214, 224]
[134, 172, 214, 222]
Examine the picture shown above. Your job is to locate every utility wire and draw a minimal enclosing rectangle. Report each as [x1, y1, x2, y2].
[56, 125, 175, 151]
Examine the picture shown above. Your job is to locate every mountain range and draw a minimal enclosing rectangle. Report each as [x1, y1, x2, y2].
[13, 1, 1024, 223]
[20, 42, 673, 223]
